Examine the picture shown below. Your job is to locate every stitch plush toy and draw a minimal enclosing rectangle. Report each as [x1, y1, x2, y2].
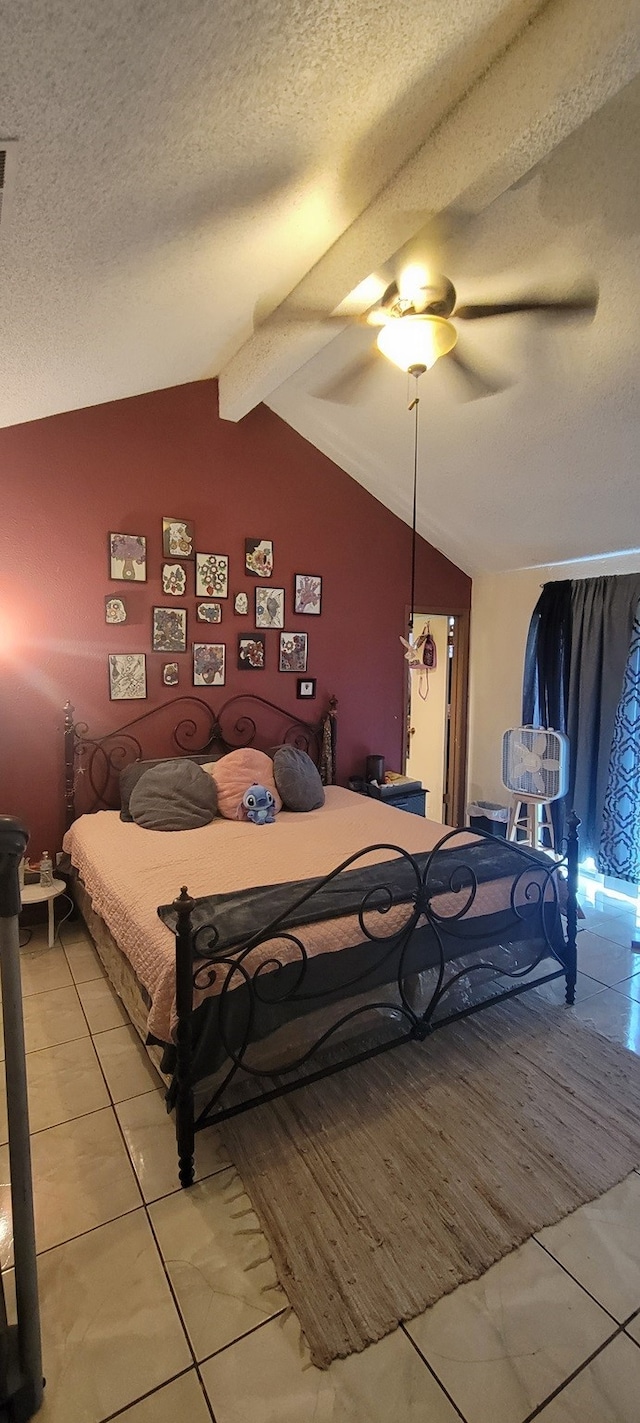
[237, 784, 276, 825]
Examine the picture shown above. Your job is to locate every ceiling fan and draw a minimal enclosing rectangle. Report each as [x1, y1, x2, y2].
[272, 265, 599, 403]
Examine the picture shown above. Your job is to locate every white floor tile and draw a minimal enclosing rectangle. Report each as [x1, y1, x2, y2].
[149, 1169, 285, 1360]
[575, 932, 640, 987]
[586, 916, 639, 949]
[0, 1036, 109, 1144]
[62, 937, 106, 984]
[405, 1238, 614, 1423]
[109, 1369, 212, 1421]
[536, 1173, 640, 1321]
[0, 1106, 140, 1260]
[6, 1210, 191, 1423]
[573, 988, 640, 1057]
[116, 1088, 230, 1201]
[535, 1332, 640, 1421]
[201, 1312, 461, 1422]
[77, 976, 129, 1032]
[17, 946, 73, 997]
[93, 1023, 162, 1102]
[22, 985, 89, 1053]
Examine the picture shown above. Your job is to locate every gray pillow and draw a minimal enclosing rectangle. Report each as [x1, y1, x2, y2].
[120, 753, 220, 821]
[129, 760, 218, 831]
[273, 746, 325, 812]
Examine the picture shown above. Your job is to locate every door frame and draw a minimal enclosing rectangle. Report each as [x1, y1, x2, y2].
[402, 603, 470, 827]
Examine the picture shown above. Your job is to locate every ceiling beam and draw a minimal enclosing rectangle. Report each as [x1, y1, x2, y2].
[218, 0, 640, 422]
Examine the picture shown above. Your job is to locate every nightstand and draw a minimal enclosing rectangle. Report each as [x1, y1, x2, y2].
[363, 784, 427, 818]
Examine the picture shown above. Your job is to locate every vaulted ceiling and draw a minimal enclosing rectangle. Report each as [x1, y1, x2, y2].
[2, 0, 639, 571]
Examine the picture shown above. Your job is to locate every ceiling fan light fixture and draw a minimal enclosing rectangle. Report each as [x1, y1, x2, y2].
[376, 314, 457, 373]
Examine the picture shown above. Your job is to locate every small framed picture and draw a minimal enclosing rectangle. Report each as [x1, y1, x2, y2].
[105, 595, 127, 625]
[163, 663, 179, 687]
[197, 602, 222, 624]
[294, 574, 322, 615]
[196, 553, 229, 598]
[279, 632, 308, 673]
[238, 634, 266, 670]
[297, 678, 316, 700]
[162, 518, 194, 560]
[234, 592, 249, 615]
[255, 586, 284, 629]
[245, 538, 273, 578]
[162, 563, 187, 597]
[152, 606, 187, 654]
[108, 653, 146, 700]
[109, 533, 146, 582]
[193, 642, 225, 686]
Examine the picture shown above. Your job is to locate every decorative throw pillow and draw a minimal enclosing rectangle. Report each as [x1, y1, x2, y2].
[203, 748, 282, 820]
[273, 746, 325, 812]
[129, 760, 218, 831]
[120, 753, 220, 821]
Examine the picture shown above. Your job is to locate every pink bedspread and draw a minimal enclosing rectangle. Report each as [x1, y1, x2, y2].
[64, 788, 473, 1041]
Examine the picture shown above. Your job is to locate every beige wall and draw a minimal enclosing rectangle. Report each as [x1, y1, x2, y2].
[468, 551, 640, 808]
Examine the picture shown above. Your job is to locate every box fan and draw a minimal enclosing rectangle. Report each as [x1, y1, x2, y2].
[501, 727, 569, 849]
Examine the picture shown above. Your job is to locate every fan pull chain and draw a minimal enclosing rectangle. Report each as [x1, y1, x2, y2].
[407, 373, 420, 636]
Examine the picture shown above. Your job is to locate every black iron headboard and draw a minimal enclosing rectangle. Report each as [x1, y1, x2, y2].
[64, 693, 338, 828]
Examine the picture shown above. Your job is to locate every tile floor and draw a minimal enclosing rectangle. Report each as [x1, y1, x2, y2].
[2, 896, 640, 1422]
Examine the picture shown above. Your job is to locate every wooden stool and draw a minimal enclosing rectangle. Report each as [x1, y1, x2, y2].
[507, 797, 555, 852]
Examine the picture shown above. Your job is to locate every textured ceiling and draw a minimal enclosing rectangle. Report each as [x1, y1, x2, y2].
[0, 0, 544, 428]
[2, 0, 639, 573]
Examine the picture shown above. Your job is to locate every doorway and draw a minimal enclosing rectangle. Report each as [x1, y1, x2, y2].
[404, 610, 469, 826]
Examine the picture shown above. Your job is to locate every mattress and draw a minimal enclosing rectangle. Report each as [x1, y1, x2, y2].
[63, 788, 554, 1044]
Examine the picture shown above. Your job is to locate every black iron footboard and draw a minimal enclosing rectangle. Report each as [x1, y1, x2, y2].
[172, 813, 580, 1188]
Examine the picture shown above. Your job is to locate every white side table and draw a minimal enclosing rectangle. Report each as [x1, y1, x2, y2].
[20, 879, 67, 949]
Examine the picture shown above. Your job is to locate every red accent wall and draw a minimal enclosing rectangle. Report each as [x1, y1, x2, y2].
[0, 381, 470, 855]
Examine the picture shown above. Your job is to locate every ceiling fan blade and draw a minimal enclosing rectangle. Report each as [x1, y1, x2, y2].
[444, 345, 511, 401]
[312, 343, 381, 404]
[267, 307, 364, 325]
[455, 284, 598, 321]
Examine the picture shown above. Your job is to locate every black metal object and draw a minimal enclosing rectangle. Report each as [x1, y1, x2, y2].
[173, 822, 578, 1188]
[0, 818, 44, 1421]
[64, 693, 337, 827]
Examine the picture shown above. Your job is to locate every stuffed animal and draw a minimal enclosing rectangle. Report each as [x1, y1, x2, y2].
[238, 783, 276, 825]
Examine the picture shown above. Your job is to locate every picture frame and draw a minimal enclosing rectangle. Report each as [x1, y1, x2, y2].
[193, 642, 225, 686]
[196, 553, 229, 599]
[162, 563, 188, 597]
[296, 677, 316, 700]
[294, 573, 322, 615]
[245, 538, 273, 578]
[196, 602, 222, 624]
[105, 595, 127, 625]
[163, 663, 179, 687]
[152, 606, 187, 654]
[109, 533, 146, 582]
[108, 653, 147, 701]
[162, 517, 194, 560]
[234, 592, 249, 615]
[238, 634, 266, 670]
[255, 586, 284, 629]
[279, 632, 308, 673]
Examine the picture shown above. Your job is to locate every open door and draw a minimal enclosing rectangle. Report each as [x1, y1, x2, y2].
[404, 610, 469, 826]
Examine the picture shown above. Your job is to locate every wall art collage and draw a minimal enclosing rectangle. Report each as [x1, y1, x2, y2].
[106, 519, 322, 699]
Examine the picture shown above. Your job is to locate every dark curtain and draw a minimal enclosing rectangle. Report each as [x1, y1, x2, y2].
[522, 580, 572, 846]
[567, 574, 640, 860]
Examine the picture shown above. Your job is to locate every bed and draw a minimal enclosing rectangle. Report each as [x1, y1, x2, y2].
[62, 694, 580, 1188]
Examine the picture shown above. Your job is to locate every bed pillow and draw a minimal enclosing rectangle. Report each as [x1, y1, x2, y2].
[203, 748, 282, 820]
[129, 760, 218, 831]
[273, 746, 325, 812]
[119, 753, 220, 821]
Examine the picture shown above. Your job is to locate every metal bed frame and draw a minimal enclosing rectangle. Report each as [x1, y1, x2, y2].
[63, 694, 579, 1190]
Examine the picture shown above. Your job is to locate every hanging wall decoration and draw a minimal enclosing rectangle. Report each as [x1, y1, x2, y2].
[197, 602, 222, 624]
[162, 563, 187, 597]
[109, 533, 146, 582]
[279, 632, 308, 673]
[238, 634, 266, 670]
[196, 553, 229, 598]
[108, 653, 147, 700]
[245, 539, 273, 578]
[163, 663, 179, 687]
[294, 574, 322, 615]
[234, 592, 249, 615]
[105, 596, 127, 625]
[152, 606, 187, 654]
[162, 518, 194, 560]
[255, 587, 284, 629]
[193, 642, 225, 686]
